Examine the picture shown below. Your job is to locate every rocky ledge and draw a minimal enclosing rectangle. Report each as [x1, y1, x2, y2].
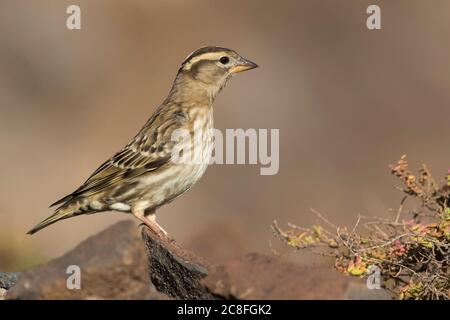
[4, 221, 391, 300]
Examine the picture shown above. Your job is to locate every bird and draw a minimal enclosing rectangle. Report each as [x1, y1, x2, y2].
[27, 46, 258, 236]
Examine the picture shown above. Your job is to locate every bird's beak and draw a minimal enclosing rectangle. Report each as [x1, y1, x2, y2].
[230, 57, 258, 73]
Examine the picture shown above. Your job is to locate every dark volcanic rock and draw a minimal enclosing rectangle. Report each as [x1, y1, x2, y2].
[5, 221, 391, 300]
[203, 253, 352, 299]
[142, 228, 214, 299]
[6, 221, 167, 300]
[202, 253, 392, 300]
[0, 272, 21, 290]
[143, 230, 392, 300]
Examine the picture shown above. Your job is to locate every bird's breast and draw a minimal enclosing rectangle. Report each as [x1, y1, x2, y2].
[188, 107, 214, 178]
[133, 107, 214, 208]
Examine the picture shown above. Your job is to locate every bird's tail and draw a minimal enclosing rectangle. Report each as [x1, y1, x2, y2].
[27, 207, 76, 235]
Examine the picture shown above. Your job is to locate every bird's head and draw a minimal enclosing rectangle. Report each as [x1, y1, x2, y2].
[174, 46, 258, 99]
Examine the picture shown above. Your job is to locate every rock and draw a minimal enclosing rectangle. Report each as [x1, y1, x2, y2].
[5, 221, 392, 300]
[6, 221, 168, 300]
[0, 288, 6, 300]
[141, 228, 214, 299]
[0, 272, 20, 300]
[0, 272, 21, 290]
[344, 282, 393, 300]
[142, 229, 391, 300]
[202, 253, 353, 299]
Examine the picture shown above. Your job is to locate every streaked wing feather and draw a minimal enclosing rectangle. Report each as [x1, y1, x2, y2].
[70, 145, 174, 199]
[50, 110, 184, 207]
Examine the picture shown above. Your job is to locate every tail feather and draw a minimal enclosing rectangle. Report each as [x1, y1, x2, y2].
[27, 208, 75, 235]
[49, 194, 74, 208]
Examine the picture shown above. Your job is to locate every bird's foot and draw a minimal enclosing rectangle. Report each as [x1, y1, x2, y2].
[138, 221, 173, 243]
[134, 211, 175, 243]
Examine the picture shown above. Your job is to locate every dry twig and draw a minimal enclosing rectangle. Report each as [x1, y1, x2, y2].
[272, 156, 450, 300]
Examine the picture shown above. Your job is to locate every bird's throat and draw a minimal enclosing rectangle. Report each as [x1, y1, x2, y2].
[166, 72, 225, 105]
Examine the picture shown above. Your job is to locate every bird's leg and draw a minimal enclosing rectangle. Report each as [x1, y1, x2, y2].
[133, 208, 168, 238]
[146, 213, 169, 237]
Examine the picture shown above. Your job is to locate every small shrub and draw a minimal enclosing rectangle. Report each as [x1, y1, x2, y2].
[272, 155, 450, 299]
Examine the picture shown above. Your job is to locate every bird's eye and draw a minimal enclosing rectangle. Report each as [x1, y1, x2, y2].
[219, 56, 230, 65]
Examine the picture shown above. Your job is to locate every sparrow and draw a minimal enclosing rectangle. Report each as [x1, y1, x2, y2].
[27, 46, 258, 236]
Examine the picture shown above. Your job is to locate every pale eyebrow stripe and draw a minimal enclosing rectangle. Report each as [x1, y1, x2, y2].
[183, 52, 227, 70]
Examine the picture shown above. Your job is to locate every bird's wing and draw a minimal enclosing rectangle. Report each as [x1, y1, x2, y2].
[50, 107, 188, 207]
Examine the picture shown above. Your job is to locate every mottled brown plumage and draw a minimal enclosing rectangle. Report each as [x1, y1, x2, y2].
[28, 46, 257, 236]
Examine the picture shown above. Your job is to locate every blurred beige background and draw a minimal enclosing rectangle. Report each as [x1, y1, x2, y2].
[1, 0, 450, 270]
